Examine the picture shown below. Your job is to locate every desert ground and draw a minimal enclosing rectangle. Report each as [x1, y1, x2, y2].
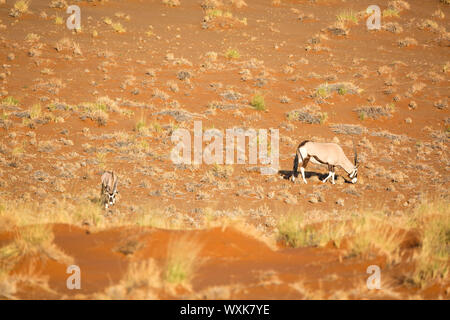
[0, 0, 449, 299]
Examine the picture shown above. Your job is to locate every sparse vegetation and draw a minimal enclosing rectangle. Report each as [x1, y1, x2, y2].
[408, 200, 449, 288]
[354, 105, 394, 120]
[383, 8, 399, 17]
[2, 96, 19, 106]
[54, 15, 64, 25]
[164, 236, 202, 285]
[162, 0, 181, 7]
[225, 48, 240, 59]
[112, 22, 126, 33]
[9, 0, 30, 18]
[336, 10, 358, 24]
[250, 93, 266, 111]
[287, 105, 328, 124]
[278, 210, 405, 264]
[398, 37, 418, 47]
[0, 0, 448, 300]
[29, 104, 41, 120]
[0, 224, 73, 274]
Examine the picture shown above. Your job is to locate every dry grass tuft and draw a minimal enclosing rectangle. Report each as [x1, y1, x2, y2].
[278, 210, 405, 264]
[0, 224, 73, 276]
[164, 235, 203, 286]
[97, 259, 161, 299]
[162, 0, 180, 7]
[10, 0, 30, 17]
[408, 199, 449, 288]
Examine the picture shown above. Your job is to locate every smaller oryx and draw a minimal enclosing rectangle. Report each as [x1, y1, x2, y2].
[291, 140, 359, 185]
[101, 171, 119, 209]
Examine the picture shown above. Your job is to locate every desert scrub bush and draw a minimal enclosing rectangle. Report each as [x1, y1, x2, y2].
[152, 88, 170, 100]
[164, 236, 203, 285]
[231, 0, 247, 8]
[0, 224, 73, 273]
[383, 8, 399, 17]
[225, 48, 240, 59]
[96, 151, 107, 169]
[354, 105, 393, 120]
[72, 201, 106, 228]
[443, 62, 450, 73]
[316, 85, 330, 99]
[278, 212, 352, 248]
[54, 15, 63, 25]
[2, 96, 19, 107]
[25, 33, 40, 42]
[135, 114, 149, 135]
[78, 98, 121, 126]
[29, 104, 41, 120]
[316, 82, 361, 99]
[345, 217, 404, 264]
[336, 10, 358, 24]
[280, 96, 290, 104]
[278, 211, 404, 263]
[98, 258, 161, 299]
[328, 21, 349, 36]
[112, 22, 126, 33]
[162, 0, 180, 6]
[211, 164, 233, 179]
[287, 105, 328, 124]
[9, 0, 30, 17]
[11, 144, 25, 159]
[206, 9, 224, 19]
[412, 215, 449, 287]
[398, 37, 418, 47]
[133, 207, 181, 230]
[250, 93, 266, 111]
[277, 213, 321, 248]
[407, 199, 449, 288]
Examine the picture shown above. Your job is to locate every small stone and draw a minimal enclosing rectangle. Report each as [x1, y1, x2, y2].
[405, 117, 412, 124]
[336, 198, 345, 206]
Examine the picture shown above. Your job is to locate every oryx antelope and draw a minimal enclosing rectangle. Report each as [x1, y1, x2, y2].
[101, 171, 119, 209]
[291, 140, 359, 185]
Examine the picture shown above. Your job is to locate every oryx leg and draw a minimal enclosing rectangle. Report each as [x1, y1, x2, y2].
[300, 157, 310, 184]
[297, 147, 310, 184]
[322, 165, 335, 184]
[331, 165, 336, 184]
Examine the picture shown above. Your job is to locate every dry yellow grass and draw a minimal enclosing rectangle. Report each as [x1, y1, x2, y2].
[278, 209, 405, 264]
[97, 259, 161, 299]
[164, 235, 203, 287]
[407, 199, 449, 288]
[0, 223, 73, 283]
[10, 0, 30, 17]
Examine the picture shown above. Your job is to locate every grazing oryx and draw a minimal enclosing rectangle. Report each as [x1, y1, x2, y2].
[291, 140, 359, 184]
[101, 171, 119, 209]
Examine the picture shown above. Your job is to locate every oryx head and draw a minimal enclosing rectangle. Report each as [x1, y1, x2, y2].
[102, 171, 119, 208]
[349, 143, 359, 184]
[105, 180, 118, 206]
